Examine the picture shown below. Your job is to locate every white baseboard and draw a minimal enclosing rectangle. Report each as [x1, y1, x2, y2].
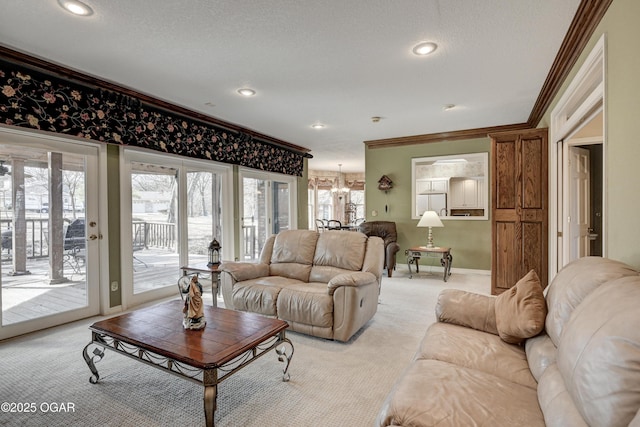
[395, 264, 490, 276]
[451, 267, 491, 276]
[102, 305, 123, 315]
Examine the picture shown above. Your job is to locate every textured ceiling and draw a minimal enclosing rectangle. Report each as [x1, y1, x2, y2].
[0, 0, 581, 172]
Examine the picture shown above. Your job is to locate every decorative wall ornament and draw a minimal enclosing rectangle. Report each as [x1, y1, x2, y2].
[0, 57, 307, 176]
[378, 175, 393, 191]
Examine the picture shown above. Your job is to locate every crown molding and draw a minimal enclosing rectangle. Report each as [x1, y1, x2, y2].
[527, 0, 612, 127]
[365, 123, 530, 149]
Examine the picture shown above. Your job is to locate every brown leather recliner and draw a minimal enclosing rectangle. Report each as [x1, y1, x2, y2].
[358, 221, 400, 277]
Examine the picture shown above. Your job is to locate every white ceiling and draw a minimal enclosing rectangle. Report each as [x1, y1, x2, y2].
[0, 0, 581, 173]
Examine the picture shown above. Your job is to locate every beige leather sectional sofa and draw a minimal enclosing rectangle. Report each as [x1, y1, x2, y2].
[219, 229, 384, 342]
[376, 256, 640, 426]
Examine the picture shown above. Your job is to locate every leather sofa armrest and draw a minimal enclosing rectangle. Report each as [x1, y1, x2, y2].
[386, 241, 401, 255]
[327, 272, 377, 295]
[219, 262, 269, 282]
[435, 288, 498, 335]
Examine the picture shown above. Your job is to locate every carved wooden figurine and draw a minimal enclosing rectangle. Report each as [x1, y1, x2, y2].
[183, 275, 206, 330]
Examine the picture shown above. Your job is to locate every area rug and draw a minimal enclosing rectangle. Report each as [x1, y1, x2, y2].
[0, 268, 489, 427]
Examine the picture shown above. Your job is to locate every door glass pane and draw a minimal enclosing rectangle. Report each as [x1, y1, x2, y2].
[186, 170, 222, 265]
[242, 177, 266, 260]
[131, 162, 178, 294]
[1, 147, 88, 325]
[272, 181, 290, 234]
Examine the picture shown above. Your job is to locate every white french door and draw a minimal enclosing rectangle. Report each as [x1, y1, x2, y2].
[0, 127, 101, 340]
[239, 168, 296, 260]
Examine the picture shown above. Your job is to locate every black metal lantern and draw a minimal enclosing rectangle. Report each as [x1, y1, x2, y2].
[208, 238, 221, 266]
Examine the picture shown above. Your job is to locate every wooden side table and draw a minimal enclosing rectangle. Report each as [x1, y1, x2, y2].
[180, 263, 222, 307]
[405, 246, 453, 282]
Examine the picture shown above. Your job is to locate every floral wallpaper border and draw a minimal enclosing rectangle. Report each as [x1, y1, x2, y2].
[0, 58, 306, 176]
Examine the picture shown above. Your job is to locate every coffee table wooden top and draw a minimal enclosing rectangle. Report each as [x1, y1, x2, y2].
[89, 300, 288, 370]
[407, 246, 451, 254]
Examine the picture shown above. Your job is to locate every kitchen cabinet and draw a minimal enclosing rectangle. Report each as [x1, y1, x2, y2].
[416, 179, 448, 194]
[450, 178, 482, 208]
[415, 179, 448, 217]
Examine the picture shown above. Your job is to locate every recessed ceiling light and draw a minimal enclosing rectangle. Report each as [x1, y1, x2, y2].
[443, 104, 456, 111]
[311, 123, 325, 129]
[237, 88, 256, 97]
[412, 42, 438, 56]
[58, 0, 94, 16]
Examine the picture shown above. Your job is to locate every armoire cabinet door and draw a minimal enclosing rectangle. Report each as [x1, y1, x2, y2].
[490, 128, 548, 295]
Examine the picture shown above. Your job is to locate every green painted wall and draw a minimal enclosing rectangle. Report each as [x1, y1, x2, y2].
[365, 138, 491, 271]
[538, 0, 640, 269]
[106, 144, 122, 307]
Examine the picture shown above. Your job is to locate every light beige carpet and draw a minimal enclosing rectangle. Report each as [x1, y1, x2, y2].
[0, 267, 489, 427]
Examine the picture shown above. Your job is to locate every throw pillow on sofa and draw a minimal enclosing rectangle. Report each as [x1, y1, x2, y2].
[495, 269, 547, 344]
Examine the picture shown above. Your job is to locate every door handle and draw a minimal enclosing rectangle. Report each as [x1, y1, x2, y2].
[88, 234, 103, 240]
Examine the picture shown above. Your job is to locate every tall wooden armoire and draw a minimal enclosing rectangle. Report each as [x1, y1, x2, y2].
[490, 128, 548, 295]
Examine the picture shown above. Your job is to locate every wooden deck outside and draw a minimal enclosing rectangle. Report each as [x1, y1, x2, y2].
[1, 265, 87, 325]
[1, 249, 216, 326]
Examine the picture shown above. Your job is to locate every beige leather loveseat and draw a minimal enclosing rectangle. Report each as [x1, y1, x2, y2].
[219, 229, 384, 342]
[376, 257, 640, 426]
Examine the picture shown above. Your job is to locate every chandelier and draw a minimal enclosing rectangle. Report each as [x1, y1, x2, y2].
[331, 164, 350, 200]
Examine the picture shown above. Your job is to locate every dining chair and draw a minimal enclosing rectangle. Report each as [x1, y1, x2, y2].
[315, 218, 327, 232]
[327, 219, 342, 230]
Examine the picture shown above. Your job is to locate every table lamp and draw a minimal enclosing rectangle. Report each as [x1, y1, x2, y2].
[417, 211, 444, 248]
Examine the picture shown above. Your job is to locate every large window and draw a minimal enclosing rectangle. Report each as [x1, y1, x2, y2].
[186, 170, 223, 266]
[122, 149, 232, 307]
[308, 173, 365, 227]
[316, 189, 333, 221]
[239, 168, 297, 260]
[349, 190, 365, 222]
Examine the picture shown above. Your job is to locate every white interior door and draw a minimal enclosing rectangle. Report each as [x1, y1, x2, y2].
[550, 35, 605, 279]
[566, 146, 591, 262]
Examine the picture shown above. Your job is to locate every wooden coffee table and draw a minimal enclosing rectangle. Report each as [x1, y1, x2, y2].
[82, 300, 293, 426]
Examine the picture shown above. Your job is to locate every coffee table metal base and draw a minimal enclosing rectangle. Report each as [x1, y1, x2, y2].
[82, 330, 293, 426]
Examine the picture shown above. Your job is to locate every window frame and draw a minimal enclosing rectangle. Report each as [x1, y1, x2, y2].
[120, 148, 233, 308]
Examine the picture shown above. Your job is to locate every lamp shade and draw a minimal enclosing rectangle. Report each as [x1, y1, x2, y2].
[417, 211, 444, 228]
